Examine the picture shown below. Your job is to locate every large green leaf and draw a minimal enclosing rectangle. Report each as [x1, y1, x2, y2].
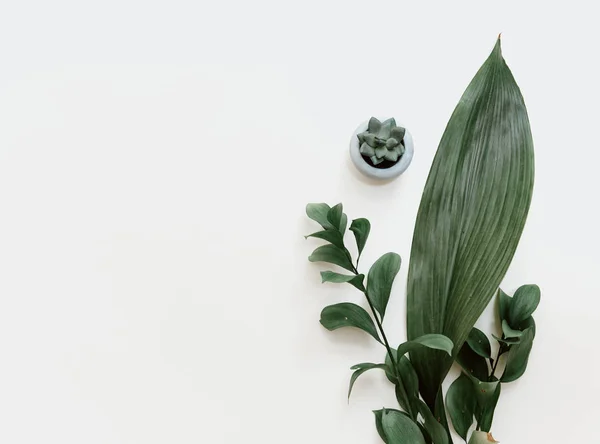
[348, 363, 387, 400]
[308, 244, 354, 272]
[380, 408, 426, 444]
[446, 373, 476, 441]
[319, 303, 381, 343]
[406, 37, 535, 407]
[501, 326, 535, 382]
[350, 218, 371, 259]
[508, 284, 541, 327]
[367, 252, 401, 319]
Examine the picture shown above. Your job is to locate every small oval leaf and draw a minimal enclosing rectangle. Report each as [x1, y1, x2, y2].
[508, 284, 541, 327]
[446, 373, 476, 441]
[319, 303, 381, 343]
[501, 326, 535, 382]
[306, 203, 334, 230]
[466, 328, 492, 359]
[381, 409, 426, 444]
[501, 319, 524, 339]
[327, 203, 344, 232]
[350, 218, 371, 258]
[305, 229, 344, 249]
[320, 271, 365, 291]
[308, 244, 354, 272]
[348, 363, 387, 399]
[367, 252, 401, 319]
[417, 400, 448, 444]
[457, 342, 489, 381]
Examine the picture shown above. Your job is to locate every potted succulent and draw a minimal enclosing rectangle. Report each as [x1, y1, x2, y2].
[349, 117, 414, 180]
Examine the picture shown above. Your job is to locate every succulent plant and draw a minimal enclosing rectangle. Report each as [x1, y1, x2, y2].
[357, 117, 406, 165]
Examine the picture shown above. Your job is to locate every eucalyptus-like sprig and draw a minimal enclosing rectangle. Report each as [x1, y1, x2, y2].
[306, 202, 455, 442]
[448, 286, 541, 443]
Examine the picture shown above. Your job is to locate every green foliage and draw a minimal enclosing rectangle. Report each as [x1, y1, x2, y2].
[357, 117, 406, 165]
[348, 363, 387, 399]
[320, 303, 381, 343]
[406, 37, 535, 408]
[367, 253, 401, 319]
[379, 408, 427, 444]
[305, 36, 541, 444]
[446, 373, 476, 441]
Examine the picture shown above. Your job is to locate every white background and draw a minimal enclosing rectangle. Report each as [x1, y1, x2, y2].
[0, 1, 597, 443]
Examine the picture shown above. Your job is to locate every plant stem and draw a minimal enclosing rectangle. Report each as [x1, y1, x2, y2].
[350, 263, 414, 418]
[490, 344, 506, 380]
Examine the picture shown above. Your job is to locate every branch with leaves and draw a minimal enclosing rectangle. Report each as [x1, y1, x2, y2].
[306, 202, 455, 442]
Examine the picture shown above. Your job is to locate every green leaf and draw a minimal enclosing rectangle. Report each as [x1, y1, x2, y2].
[380, 408, 426, 444]
[385, 350, 420, 420]
[308, 244, 354, 272]
[497, 288, 512, 321]
[340, 213, 348, 235]
[350, 218, 371, 258]
[306, 203, 334, 230]
[391, 126, 406, 141]
[434, 389, 452, 444]
[368, 117, 382, 134]
[406, 37, 535, 407]
[360, 142, 376, 157]
[378, 118, 396, 139]
[508, 284, 541, 327]
[367, 252, 401, 319]
[466, 328, 492, 359]
[348, 363, 387, 399]
[371, 155, 384, 165]
[327, 203, 344, 233]
[501, 326, 535, 382]
[457, 342, 489, 382]
[501, 319, 523, 339]
[319, 303, 381, 343]
[384, 150, 399, 162]
[491, 333, 520, 345]
[396, 334, 454, 359]
[375, 146, 388, 159]
[373, 409, 388, 443]
[476, 381, 501, 432]
[446, 373, 476, 441]
[320, 271, 365, 291]
[417, 400, 449, 444]
[305, 229, 345, 249]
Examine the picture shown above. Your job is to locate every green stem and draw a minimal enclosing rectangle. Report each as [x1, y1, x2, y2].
[350, 264, 414, 418]
[490, 343, 506, 380]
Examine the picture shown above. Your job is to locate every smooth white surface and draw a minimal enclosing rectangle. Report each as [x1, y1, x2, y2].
[0, 1, 598, 443]
[349, 119, 414, 180]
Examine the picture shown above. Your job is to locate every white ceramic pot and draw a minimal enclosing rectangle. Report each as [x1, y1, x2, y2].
[349, 118, 414, 180]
